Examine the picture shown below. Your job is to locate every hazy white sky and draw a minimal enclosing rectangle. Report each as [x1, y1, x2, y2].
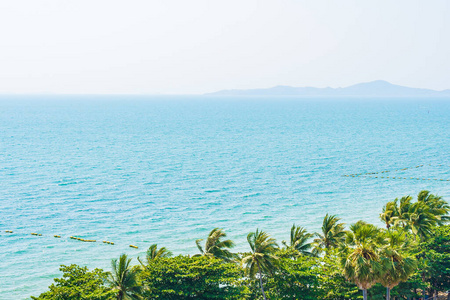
[0, 0, 449, 94]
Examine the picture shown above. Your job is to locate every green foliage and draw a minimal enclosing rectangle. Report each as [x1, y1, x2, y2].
[195, 228, 236, 262]
[264, 256, 321, 299]
[31, 264, 114, 300]
[281, 224, 314, 257]
[380, 201, 397, 229]
[391, 196, 413, 228]
[138, 244, 172, 266]
[140, 255, 244, 299]
[382, 191, 448, 240]
[313, 214, 346, 254]
[341, 221, 384, 297]
[242, 229, 279, 279]
[317, 250, 361, 300]
[242, 229, 279, 300]
[366, 283, 387, 299]
[419, 224, 450, 294]
[107, 254, 143, 300]
[391, 271, 426, 299]
[379, 229, 418, 289]
[417, 190, 450, 225]
[405, 201, 436, 239]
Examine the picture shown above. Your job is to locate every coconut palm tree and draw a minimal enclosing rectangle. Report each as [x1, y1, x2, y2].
[391, 196, 413, 228]
[194, 228, 235, 261]
[313, 214, 346, 254]
[388, 192, 447, 240]
[380, 201, 397, 229]
[404, 202, 436, 240]
[108, 254, 142, 300]
[417, 190, 450, 225]
[341, 221, 384, 300]
[137, 244, 172, 267]
[379, 229, 418, 300]
[242, 229, 279, 300]
[281, 224, 314, 257]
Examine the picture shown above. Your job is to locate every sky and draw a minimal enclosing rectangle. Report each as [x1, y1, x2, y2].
[0, 0, 449, 94]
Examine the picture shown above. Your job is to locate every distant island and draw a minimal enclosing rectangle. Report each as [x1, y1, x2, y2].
[206, 80, 450, 97]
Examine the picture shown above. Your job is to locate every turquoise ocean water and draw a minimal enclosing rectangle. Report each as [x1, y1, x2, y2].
[1, 96, 450, 299]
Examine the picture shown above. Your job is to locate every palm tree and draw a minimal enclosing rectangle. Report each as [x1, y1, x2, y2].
[242, 229, 279, 300]
[405, 202, 437, 240]
[391, 196, 413, 228]
[137, 244, 172, 267]
[281, 224, 314, 257]
[341, 221, 384, 300]
[417, 190, 450, 225]
[313, 214, 346, 254]
[388, 192, 448, 240]
[108, 254, 142, 300]
[194, 228, 235, 261]
[379, 229, 418, 300]
[380, 201, 397, 229]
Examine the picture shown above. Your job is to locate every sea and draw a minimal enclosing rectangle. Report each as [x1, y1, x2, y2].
[1, 96, 449, 299]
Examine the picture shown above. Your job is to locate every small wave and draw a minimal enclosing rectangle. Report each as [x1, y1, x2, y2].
[315, 191, 333, 195]
[57, 181, 79, 186]
[205, 201, 222, 206]
[242, 192, 262, 198]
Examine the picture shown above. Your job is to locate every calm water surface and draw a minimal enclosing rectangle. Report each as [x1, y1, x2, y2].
[1, 96, 449, 299]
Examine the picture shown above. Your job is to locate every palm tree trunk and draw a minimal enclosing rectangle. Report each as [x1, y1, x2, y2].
[363, 288, 367, 300]
[386, 287, 390, 300]
[256, 262, 268, 300]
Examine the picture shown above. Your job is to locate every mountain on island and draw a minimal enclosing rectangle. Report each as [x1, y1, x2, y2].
[206, 80, 450, 97]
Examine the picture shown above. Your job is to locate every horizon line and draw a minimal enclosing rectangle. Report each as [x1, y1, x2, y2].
[1, 80, 450, 96]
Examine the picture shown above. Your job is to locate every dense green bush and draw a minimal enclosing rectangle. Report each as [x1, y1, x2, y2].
[140, 255, 245, 299]
[31, 265, 115, 300]
[419, 225, 450, 298]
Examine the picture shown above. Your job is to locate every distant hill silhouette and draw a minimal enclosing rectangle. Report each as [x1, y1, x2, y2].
[206, 80, 450, 97]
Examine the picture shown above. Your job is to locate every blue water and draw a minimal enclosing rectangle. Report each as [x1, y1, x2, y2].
[1, 96, 450, 299]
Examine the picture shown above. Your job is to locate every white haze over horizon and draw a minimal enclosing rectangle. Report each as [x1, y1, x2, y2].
[0, 1, 449, 95]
